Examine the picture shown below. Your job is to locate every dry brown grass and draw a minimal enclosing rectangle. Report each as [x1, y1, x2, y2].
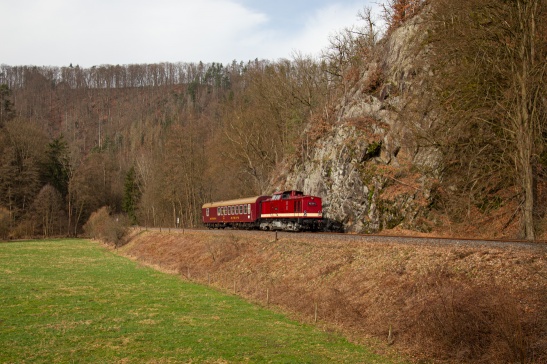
[118, 229, 547, 364]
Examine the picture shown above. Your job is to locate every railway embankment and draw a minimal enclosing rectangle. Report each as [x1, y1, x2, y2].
[117, 229, 547, 364]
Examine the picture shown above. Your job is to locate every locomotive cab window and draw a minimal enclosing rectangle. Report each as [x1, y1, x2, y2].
[206, 208, 210, 217]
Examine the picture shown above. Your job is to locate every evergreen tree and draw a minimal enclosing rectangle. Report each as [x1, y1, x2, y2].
[43, 136, 70, 199]
[122, 166, 140, 224]
[0, 84, 15, 127]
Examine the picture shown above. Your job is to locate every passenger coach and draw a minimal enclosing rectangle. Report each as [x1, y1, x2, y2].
[202, 195, 270, 230]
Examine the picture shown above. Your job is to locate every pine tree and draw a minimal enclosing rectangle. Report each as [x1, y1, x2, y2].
[122, 167, 140, 224]
[0, 84, 15, 127]
[43, 137, 70, 199]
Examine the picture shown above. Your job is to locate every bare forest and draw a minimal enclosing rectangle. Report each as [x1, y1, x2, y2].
[1, 0, 546, 241]
[0, 57, 344, 238]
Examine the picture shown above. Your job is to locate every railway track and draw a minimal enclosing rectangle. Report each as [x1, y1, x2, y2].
[139, 227, 547, 251]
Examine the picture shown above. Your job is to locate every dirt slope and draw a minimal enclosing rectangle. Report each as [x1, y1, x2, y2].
[117, 229, 547, 363]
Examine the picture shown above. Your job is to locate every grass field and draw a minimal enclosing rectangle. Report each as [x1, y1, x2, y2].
[0, 239, 393, 363]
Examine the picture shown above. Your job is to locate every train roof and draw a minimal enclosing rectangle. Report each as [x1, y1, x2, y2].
[202, 195, 270, 209]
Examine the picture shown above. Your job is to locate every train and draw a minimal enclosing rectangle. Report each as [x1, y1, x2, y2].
[201, 190, 323, 232]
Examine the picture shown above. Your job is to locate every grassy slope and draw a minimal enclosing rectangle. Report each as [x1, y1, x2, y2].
[0, 239, 392, 363]
[118, 230, 547, 364]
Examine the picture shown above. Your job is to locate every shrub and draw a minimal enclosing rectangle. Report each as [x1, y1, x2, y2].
[410, 268, 534, 363]
[84, 207, 129, 246]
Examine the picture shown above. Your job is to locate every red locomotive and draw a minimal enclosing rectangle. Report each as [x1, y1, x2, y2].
[201, 190, 323, 231]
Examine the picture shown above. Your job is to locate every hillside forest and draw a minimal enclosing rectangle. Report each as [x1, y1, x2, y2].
[0, 0, 546, 240]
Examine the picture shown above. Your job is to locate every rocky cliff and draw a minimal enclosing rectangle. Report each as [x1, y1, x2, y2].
[274, 14, 440, 233]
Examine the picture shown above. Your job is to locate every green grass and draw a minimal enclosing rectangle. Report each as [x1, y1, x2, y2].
[0, 239, 393, 363]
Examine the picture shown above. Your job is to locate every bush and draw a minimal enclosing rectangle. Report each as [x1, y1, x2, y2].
[409, 268, 534, 363]
[84, 207, 129, 247]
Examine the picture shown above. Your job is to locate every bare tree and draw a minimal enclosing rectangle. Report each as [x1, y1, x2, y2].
[33, 184, 64, 237]
[426, 0, 546, 239]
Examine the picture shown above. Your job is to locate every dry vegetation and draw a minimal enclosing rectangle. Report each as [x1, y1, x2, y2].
[118, 229, 547, 364]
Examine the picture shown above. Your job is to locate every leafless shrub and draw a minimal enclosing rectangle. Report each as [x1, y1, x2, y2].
[208, 234, 244, 265]
[409, 268, 535, 363]
[83, 206, 129, 247]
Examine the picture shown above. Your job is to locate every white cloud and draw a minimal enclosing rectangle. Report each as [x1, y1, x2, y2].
[0, 0, 383, 66]
[1, 0, 268, 66]
[240, 1, 383, 62]
[289, 3, 365, 57]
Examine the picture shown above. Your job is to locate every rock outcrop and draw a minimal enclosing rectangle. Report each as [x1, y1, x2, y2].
[274, 14, 440, 233]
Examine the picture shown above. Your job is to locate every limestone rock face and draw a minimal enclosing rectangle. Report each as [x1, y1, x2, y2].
[273, 14, 440, 233]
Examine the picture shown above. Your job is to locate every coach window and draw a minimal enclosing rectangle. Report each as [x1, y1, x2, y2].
[206, 208, 209, 217]
[239, 205, 242, 214]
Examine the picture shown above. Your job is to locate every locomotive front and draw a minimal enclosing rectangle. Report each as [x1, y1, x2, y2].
[259, 190, 323, 231]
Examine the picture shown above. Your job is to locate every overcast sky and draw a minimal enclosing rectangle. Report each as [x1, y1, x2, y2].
[1, 0, 383, 67]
